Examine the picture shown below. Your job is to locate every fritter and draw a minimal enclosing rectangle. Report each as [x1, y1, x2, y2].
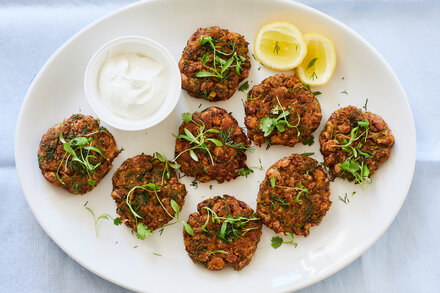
[184, 195, 262, 271]
[174, 107, 252, 183]
[112, 154, 187, 233]
[37, 114, 119, 194]
[319, 106, 395, 184]
[244, 74, 322, 147]
[257, 154, 331, 237]
[179, 26, 251, 101]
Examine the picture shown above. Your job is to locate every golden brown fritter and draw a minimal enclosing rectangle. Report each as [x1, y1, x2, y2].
[37, 114, 119, 194]
[112, 154, 187, 233]
[244, 74, 322, 147]
[179, 26, 251, 101]
[319, 106, 395, 183]
[257, 154, 331, 237]
[184, 195, 262, 271]
[174, 107, 252, 183]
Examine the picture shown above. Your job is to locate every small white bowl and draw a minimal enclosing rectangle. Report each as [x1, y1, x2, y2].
[84, 36, 181, 131]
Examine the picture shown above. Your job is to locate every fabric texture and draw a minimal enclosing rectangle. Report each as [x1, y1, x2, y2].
[1, 0, 439, 292]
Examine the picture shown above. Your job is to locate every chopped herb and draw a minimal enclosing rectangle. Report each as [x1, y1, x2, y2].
[300, 152, 315, 157]
[219, 127, 254, 152]
[341, 90, 348, 94]
[190, 179, 199, 189]
[273, 41, 280, 55]
[306, 57, 318, 70]
[258, 66, 261, 71]
[239, 168, 254, 177]
[209, 185, 213, 190]
[312, 91, 322, 96]
[363, 98, 369, 112]
[310, 72, 318, 80]
[302, 135, 314, 146]
[153, 252, 162, 256]
[238, 81, 249, 92]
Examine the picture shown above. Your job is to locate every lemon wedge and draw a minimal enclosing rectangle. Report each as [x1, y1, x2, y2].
[254, 22, 307, 70]
[297, 33, 336, 86]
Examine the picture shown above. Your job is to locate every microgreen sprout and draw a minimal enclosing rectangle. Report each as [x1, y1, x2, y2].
[332, 119, 373, 188]
[196, 36, 246, 80]
[174, 112, 223, 165]
[56, 131, 105, 187]
[259, 96, 301, 137]
[84, 204, 121, 238]
[200, 206, 259, 242]
[269, 177, 309, 204]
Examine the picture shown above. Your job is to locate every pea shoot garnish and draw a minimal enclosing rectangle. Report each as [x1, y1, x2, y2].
[196, 36, 246, 80]
[84, 204, 121, 238]
[56, 131, 104, 187]
[174, 112, 223, 165]
[199, 206, 259, 242]
[259, 96, 301, 137]
[270, 177, 309, 204]
[332, 119, 373, 187]
[338, 191, 356, 205]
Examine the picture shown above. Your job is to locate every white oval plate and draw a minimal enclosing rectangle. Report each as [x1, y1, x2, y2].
[15, 0, 416, 292]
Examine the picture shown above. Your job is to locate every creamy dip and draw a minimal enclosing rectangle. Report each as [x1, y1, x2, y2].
[98, 53, 166, 120]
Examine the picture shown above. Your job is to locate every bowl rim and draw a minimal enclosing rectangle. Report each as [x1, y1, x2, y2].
[83, 35, 181, 131]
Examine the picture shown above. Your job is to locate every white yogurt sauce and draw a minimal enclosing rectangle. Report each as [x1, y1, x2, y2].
[98, 53, 167, 120]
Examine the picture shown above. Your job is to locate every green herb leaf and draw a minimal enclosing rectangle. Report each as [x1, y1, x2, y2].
[183, 222, 194, 236]
[271, 236, 283, 249]
[300, 152, 315, 157]
[170, 199, 180, 219]
[207, 138, 223, 146]
[239, 168, 254, 177]
[306, 57, 318, 70]
[136, 222, 152, 240]
[182, 112, 192, 123]
[155, 152, 166, 162]
[196, 71, 219, 78]
[189, 149, 198, 161]
[302, 135, 314, 146]
[113, 217, 122, 226]
[270, 177, 276, 188]
[312, 91, 322, 96]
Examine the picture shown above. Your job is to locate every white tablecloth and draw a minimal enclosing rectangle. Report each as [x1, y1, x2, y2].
[2, 0, 439, 292]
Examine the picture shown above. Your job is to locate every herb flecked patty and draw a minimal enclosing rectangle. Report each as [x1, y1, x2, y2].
[174, 107, 252, 183]
[179, 26, 251, 101]
[37, 114, 120, 194]
[111, 154, 187, 233]
[319, 105, 395, 184]
[244, 74, 322, 147]
[184, 195, 262, 271]
[257, 154, 331, 237]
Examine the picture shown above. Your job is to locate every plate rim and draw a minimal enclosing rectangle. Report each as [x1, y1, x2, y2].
[14, 0, 417, 292]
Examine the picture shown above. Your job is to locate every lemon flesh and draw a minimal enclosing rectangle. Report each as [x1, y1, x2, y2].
[297, 33, 336, 86]
[254, 22, 307, 70]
